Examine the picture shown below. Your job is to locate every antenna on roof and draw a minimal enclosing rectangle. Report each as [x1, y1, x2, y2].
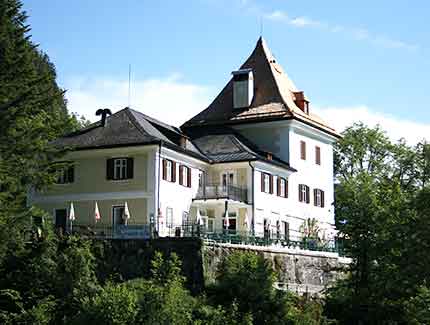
[128, 64, 132, 107]
[260, 16, 263, 36]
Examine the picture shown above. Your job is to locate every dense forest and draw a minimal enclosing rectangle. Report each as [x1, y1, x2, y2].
[1, 0, 430, 324]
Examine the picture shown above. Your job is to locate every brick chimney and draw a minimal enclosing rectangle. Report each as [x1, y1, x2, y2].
[294, 91, 309, 114]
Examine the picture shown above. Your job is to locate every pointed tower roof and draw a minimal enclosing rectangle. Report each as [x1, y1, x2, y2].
[182, 37, 338, 137]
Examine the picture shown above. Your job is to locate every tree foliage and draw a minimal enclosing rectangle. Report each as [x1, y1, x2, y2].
[326, 123, 430, 324]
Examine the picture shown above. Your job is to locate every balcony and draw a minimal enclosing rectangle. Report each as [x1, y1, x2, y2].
[194, 183, 248, 203]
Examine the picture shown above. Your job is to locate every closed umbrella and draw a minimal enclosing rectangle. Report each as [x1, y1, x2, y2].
[124, 202, 131, 225]
[69, 202, 75, 232]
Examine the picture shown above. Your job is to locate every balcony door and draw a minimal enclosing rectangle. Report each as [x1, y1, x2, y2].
[221, 171, 235, 193]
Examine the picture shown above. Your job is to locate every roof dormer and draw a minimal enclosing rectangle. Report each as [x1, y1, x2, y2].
[232, 69, 253, 109]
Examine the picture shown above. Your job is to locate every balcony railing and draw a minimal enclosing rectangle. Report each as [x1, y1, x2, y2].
[195, 183, 248, 203]
[70, 224, 153, 239]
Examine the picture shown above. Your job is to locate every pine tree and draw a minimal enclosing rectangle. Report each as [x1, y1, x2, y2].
[0, 0, 80, 261]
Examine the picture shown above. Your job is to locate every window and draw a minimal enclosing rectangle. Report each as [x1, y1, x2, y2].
[277, 177, 288, 198]
[182, 211, 189, 225]
[300, 141, 306, 160]
[221, 172, 234, 192]
[56, 166, 74, 184]
[261, 172, 273, 194]
[298, 184, 310, 203]
[282, 221, 290, 241]
[224, 211, 237, 234]
[179, 165, 191, 187]
[314, 189, 325, 207]
[112, 205, 125, 226]
[315, 146, 321, 165]
[54, 209, 67, 232]
[107, 158, 133, 180]
[207, 218, 214, 233]
[166, 207, 173, 228]
[162, 159, 176, 182]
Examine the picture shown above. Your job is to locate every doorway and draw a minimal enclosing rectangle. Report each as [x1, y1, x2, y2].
[54, 209, 67, 234]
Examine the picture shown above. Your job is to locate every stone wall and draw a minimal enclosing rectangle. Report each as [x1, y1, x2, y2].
[202, 242, 351, 295]
[95, 238, 350, 296]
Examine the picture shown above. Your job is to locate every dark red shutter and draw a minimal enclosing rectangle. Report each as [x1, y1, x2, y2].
[306, 186, 310, 204]
[187, 167, 192, 188]
[162, 159, 167, 180]
[314, 189, 317, 206]
[172, 161, 177, 182]
[179, 165, 183, 185]
[316, 146, 321, 165]
[127, 158, 134, 179]
[300, 141, 306, 160]
[269, 175, 274, 194]
[261, 173, 265, 192]
[285, 180, 288, 198]
[106, 159, 114, 180]
[277, 177, 281, 196]
[321, 191, 325, 208]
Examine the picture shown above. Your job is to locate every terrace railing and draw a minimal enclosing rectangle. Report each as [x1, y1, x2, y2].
[71, 224, 153, 239]
[195, 183, 248, 203]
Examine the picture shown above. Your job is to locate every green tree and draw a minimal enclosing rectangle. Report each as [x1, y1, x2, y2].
[0, 0, 85, 264]
[326, 123, 430, 324]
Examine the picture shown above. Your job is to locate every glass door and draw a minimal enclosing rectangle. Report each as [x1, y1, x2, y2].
[221, 171, 235, 194]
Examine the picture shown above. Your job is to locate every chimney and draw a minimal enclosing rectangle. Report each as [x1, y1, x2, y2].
[232, 69, 254, 109]
[294, 91, 309, 114]
[179, 136, 187, 148]
[95, 108, 112, 127]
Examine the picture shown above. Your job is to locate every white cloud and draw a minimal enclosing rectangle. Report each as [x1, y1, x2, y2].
[264, 10, 288, 21]
[262, 10, 417, 51]
[289, 16, 321, 28]
[64, 74, 213, 127]
[314, 105, 430, 144]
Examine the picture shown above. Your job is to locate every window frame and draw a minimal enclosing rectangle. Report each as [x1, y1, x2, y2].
[113, 158, 127, 180]
[299, 184, 310, 204]
[261, 172, 273, 194]
[179, 165, 192, 188]
[277, 177, 288, 198]
[314, 188, 325, 208]
[56, 164, 74, 184]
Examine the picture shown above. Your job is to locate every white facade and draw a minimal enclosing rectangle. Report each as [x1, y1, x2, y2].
[234, 119, 337, 240]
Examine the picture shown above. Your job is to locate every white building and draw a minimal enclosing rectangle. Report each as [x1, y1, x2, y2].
[32, 38, 340, 245]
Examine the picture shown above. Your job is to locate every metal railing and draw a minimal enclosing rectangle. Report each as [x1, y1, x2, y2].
[71, 224, 153, 239]
[67, 223, 344, 255]
[195, 183, 248, 203]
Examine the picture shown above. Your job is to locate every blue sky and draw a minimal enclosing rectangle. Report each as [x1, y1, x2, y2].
[25, 0, 430, 142]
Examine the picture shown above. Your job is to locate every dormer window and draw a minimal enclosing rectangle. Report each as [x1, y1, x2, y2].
[232, 69, 254, 109]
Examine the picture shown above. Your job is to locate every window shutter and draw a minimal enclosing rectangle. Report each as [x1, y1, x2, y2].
[106, 159, 114, 180]
[300, 141, 306, 160]
[285, 180, 288, 198]
[298, 185, 302, 202]
[187, 167, 192, 188]
[179, 165, 183, 185]
[321, 191, 325, 208]
[306, 186, 310, 204]
[269, 175, 274, 194]
[314, 189, 317, 206]
[277, 177, 281, 196]
[172, 161, 177, 182]
[315, 146, 321, 165]
[127, 158, 134, 179]
[68, 166, 74, 183]
[261, 173, 265, 192]
[162, 159, 167, 180]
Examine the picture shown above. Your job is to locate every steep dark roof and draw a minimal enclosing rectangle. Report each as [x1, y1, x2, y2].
[53, 107, 295, 171]
[52, 108, 207, 160]
[182, 37, 339, 138]
[192, 132, 296, 171]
